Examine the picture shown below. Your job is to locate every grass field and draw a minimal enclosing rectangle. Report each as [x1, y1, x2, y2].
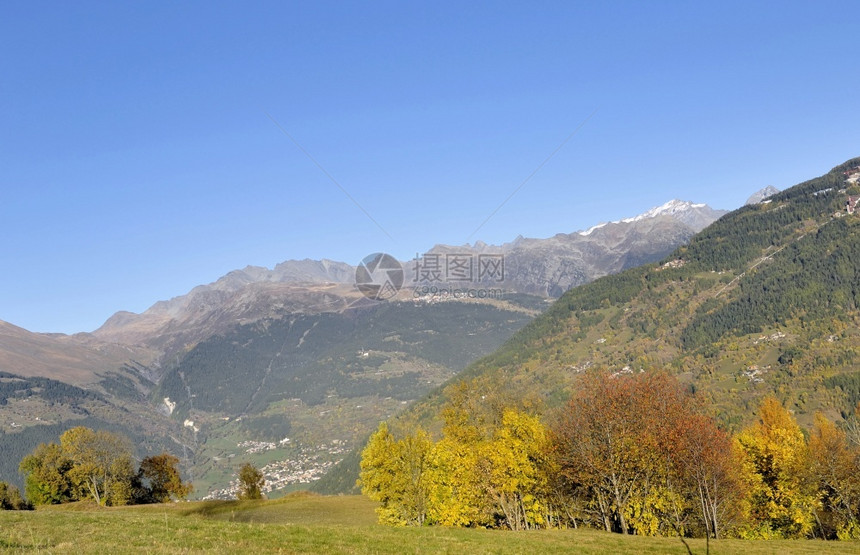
[1, 493, 857, 554]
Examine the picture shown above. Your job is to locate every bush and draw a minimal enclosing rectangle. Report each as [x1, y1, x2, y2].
[0, 481, 32, 510]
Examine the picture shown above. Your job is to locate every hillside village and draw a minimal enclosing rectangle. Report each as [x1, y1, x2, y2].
[202, 440, 348, 500]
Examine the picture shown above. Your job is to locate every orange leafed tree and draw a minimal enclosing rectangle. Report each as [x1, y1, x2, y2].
[554, 371, 743, 537]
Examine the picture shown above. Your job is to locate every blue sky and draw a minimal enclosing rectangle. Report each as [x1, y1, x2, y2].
[2, 1, 859, 334]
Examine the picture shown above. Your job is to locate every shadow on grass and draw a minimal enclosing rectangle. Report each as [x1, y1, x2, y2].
[178, 500, 255, 518]
[178, 492, 322, 519]
[174, 492, 381, 527]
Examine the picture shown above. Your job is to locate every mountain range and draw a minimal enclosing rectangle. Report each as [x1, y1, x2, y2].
[0, 197, 728, 496]
[92, 198, 727, 358]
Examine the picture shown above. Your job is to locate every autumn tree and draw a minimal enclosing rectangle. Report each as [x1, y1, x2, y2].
[484, 409, 555, 530]
[138, 453, 193, 503]
[677, 413, 744, 539]
[360, 376, 558, 529]
[60, 426, 136, 506]
[18, 442, 74, 505]
[808, 412, 860, 539]
[359, 423, 400, 522]
[423, 383, 497, 528]
[237, 462, 264, 500]
[425, 434, 490, 527]
[425, 377, 561, 529]
[735, 397, 819, 539]
[359, 422, 433, 525]
[554, 371, 742, 537]
[556, 371, 661, 534]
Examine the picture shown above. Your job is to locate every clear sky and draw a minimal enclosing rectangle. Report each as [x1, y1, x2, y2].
[2, 1, 859, 334]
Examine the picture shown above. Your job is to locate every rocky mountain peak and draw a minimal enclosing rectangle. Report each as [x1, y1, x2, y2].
[745, 185, 780, 205]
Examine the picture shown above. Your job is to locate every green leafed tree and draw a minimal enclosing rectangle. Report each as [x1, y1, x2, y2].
[237, 462, 265, 500]
[0, 481, 31, 510]
[18, 442, 74, 505]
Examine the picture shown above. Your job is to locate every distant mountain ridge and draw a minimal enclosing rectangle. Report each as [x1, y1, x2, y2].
[0, 319, 155, 384]
[81, 198, 730, 366]
[92, 260, 357, 361]
[91, 199, 726, 352]
[424, 200, 727, 296]
[578, 199, 722, 235]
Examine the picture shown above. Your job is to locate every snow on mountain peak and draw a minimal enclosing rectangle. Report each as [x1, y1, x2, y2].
[579, 200, 706, 236]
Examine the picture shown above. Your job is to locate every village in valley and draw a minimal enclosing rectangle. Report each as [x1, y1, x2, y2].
[201, 439, 348, 500]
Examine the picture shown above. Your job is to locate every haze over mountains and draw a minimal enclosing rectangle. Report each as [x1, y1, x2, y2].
[0, 197, 727, 496]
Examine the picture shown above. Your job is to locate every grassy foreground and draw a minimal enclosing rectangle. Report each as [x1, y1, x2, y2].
[0, 493, 857, 554]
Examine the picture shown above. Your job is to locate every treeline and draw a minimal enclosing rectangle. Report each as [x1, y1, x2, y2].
[360, 371, 860, 540]
[8, 426, 192, 508]
[0, 372, 105, 407]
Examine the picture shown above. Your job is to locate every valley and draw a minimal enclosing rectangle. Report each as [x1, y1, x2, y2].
[5, 3, 859, 549]
[0, 199, 723, 497]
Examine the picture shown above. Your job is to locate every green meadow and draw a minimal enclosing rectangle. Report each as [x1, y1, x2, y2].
[1, 493, 856, 554]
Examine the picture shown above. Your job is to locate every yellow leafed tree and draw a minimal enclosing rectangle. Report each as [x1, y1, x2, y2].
[735, 397, 819, 539]
[808, 412, 860, 539]
[485, 409, 554, 530]
[359, 423, 433, 525]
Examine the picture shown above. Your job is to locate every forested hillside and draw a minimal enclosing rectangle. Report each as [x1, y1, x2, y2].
[152, 298, 541, 498]
[319, 157, 860, 494]
[0, 372, 185, 491]
[455, 157, 860, 422]
[156, 300, 537, 417]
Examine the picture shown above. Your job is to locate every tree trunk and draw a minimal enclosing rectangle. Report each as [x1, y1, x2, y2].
[611, 477, 629, 534]
[706, 478, 720, 540]
[698, 482, 712, 539]
[88, 476, 101, 505]
[596, 490, 611, 532]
